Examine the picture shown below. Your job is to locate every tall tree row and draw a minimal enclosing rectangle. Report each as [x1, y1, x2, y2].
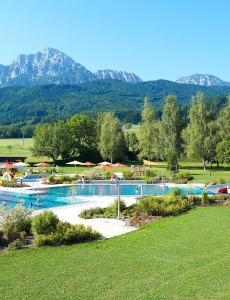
[160, 95, 182, 170]
[32, 93, 230, 166]
[139, 96, 160, 161]
[182, 92, 210, 169]
[98, 112, 125, 163]
[216, 96, 230, 164]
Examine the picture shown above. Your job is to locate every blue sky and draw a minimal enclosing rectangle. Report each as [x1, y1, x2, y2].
[1, 0, 230, 81]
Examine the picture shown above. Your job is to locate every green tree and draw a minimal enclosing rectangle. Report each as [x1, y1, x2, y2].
[139, 96, 160, 161]
[125, 132, 140, 159]
[160, 95, 182, 169]
[216, 140, 230, 164]
[98, 112, 125, 163]
[66, 115, 98, 161]
[32, 121, 68, 163]
[183, 92, 209, 169]
[204, 121, 220, 166]
[216, 96, 230, 164]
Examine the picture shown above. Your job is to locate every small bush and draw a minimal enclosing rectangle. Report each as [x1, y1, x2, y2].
[111, 198, 126, 212]
[79, 199, 126, 219]
[131, 194, 192, 217]
[171, 187, 181, 197]
[104, 172, 111, 180]
[201, 191, 209, 204]
[33, 223, 101, 247]
[123, 170, 133, 180]
[0, 205, 32, 242]
[0, 230, 6, 247]
[1, 179, 19, 188]
[32, 211, 59, 235]
[145, 169, 156, 177]
[189, 195, 202, 206]
[8, 239, 24, 251]
[80, 207, 105, 219]
[48, 175, 55, 184]
[219, 178, 226, 184]
[60, 175, 71, 183]
[175, 172, 194, 181]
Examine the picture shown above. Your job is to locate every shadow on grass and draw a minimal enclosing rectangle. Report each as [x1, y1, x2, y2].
[180, 165, 230, 171]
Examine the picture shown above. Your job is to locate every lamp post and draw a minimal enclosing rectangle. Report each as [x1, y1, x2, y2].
[135, 184, 143, 197]
[116, 182, 120, 219]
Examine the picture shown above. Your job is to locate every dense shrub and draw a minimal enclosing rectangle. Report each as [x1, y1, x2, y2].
[0, 205, 32, 242]
[80, 199, 127, 219]
[175, 172, 194, 181]
[8, 239, 24, 251]
[0, 230, 6, 247]
[219, 178, 226, 184]
[33, 223, 101, 247]
[48, 175, 80, 184]
[123, 170, 133, 180]
[131, 193, 192, 217]
[80, 207, 105, 219]
[104, 172, 111, 180]
[1, 179, 19, 188]
[189, 195, 202, 206]
[144, 169, 156, 177]
[32, 211, 59, 235]
[201, 191, 209, 204]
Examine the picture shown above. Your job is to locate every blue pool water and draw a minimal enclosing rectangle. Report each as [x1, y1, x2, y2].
[0, 184, 208, 210]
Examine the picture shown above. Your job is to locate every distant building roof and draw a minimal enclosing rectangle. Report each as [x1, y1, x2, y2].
[0, 156, 27, 162]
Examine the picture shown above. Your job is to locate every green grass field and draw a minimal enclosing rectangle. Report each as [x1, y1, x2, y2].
[1, 207, 230, 299]
[124, 124, 141, 138]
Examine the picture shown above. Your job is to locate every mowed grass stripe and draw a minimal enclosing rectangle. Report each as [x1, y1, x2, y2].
[1, 207, 230, 299]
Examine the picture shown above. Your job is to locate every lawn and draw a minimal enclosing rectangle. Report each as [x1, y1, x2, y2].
[0, 138, 50, 162]
[1, 207, 230, 299]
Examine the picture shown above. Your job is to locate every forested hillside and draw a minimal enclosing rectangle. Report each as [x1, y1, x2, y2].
[0, 79, 229, 127]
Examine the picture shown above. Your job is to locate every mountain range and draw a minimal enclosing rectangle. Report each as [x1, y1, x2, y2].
[176, 74, 230, 87]
[0, 48, 142, 87]
[1, 48, 230, 88]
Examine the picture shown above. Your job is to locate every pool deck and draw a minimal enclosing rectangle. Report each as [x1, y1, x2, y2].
[32, 196, 138, 238]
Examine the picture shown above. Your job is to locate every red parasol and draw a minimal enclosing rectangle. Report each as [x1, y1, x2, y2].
[0, 163, 17, 169]
[95, 165, 113, 169]
[83, 161, 96, 166]
[34, 162, 51, 167]
[112, 163, 128, 167]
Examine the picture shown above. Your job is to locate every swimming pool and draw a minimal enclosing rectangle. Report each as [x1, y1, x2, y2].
[0, 183, 208, 210]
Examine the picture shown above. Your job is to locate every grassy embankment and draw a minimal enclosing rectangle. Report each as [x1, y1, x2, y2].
[1, 207, 230, 299]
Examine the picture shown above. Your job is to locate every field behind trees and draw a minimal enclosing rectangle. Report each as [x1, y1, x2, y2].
[0, 137, 229, 183]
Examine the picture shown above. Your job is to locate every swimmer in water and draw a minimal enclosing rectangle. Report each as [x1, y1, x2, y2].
[30, 202, 33, 208]
[2, 201, 7, 208]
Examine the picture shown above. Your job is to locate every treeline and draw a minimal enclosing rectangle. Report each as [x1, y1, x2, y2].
[0, 124, 34, 138]
[0, 95, 228, 138]
[139, 94, 230, 170]
[32, 93, 230, 167]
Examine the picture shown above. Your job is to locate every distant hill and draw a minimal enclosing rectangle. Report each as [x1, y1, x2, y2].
[0, 48, 142, 87]
[176, 74, 230, 87]
[0, 79, 229, 125]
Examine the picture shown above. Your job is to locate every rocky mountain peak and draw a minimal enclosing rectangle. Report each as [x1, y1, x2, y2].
[176, 74, 230, 87]
[0, 48, 142, 87]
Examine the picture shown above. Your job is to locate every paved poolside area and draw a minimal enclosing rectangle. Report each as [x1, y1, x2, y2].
[33, 196, 138, 238]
